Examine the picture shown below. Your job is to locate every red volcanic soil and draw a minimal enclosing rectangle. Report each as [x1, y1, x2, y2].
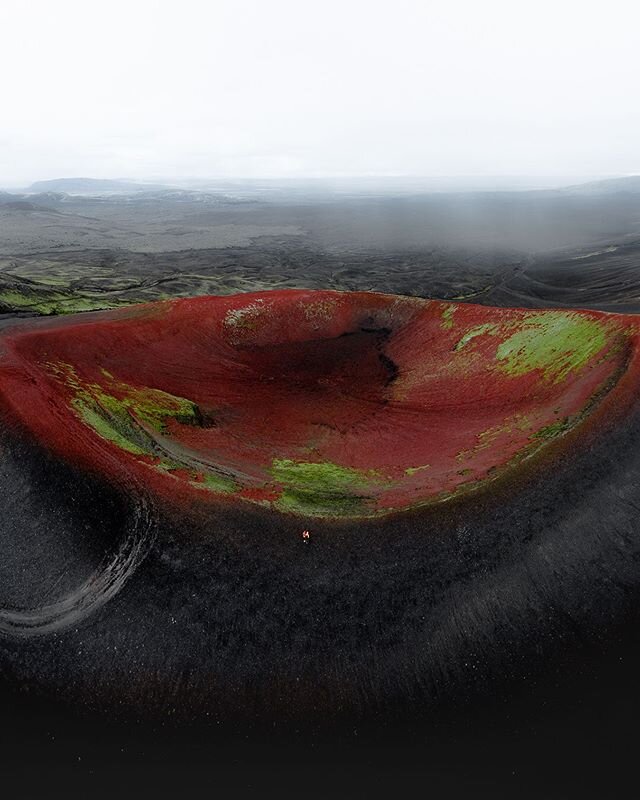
[0, 289, 636, 518]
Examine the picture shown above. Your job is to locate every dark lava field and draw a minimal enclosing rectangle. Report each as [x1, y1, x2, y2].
[2, 176, 640, 797]
[3, 176, 640, 316]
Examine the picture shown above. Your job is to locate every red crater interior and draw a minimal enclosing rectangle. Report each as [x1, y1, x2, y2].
[0, 289, 635, 518]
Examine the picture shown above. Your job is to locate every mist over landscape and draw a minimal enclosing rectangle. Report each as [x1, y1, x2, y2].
[2, 172, 640, 318]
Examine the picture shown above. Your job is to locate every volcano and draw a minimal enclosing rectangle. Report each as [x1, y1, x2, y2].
[0, 289, 634, 518]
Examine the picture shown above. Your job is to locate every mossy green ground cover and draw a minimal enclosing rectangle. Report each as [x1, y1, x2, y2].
[456, 311, 611, 383]
[271, 459, 385, 516]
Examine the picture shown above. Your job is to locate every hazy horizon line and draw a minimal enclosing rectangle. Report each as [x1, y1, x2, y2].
[2, 172, 638, 193]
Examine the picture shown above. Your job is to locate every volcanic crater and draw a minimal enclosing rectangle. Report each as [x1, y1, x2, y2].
[0, 289, 632, 518]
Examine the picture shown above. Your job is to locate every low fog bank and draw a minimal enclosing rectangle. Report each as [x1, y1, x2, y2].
[1, 174, 640, 255]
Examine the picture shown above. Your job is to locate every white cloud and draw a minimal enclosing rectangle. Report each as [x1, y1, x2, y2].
[0, 0, 638, 184]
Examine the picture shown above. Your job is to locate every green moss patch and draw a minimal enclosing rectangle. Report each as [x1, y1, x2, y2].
[441, 305, 456, 330]
[271, 458, 383, 517]
[455, 312, 612, 383]
[0, 288, 130, 316]
[49, 362, 237, 497]
[495, 313, 609, 383]
[405, 464, 430, 476]
[190, 471, 238, 494]
[71, 397, 148, 455]
[532, 417, 574, 440]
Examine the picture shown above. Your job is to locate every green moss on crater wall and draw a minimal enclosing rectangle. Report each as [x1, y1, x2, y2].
[270, 458, 383, 516]
[496, 313, 608, 383]
[455, 312, 612, 383]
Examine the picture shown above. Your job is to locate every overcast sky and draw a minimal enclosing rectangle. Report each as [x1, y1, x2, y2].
[0, 0, 638, 186]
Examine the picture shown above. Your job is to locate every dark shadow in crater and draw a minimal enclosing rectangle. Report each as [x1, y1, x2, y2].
[243, 326, 398, 402]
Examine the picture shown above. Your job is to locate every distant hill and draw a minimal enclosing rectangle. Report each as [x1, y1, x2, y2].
[21, 179, 238, 204]
[101, 189, 243, 205]
[26, 178, 173, 195]
[1, 200, 51, 212]
[0, 190, 68, 209]
[0, 198, 63, 214]
[562, 176, 640, 195]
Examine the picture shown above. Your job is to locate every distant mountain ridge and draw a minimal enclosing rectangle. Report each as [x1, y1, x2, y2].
[3, 174, 639, 208]
[26, 178, 174, 195]
[20, 179, 240, 204]
[0, 190, 69, 210]
[560, 175, 640, 195]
